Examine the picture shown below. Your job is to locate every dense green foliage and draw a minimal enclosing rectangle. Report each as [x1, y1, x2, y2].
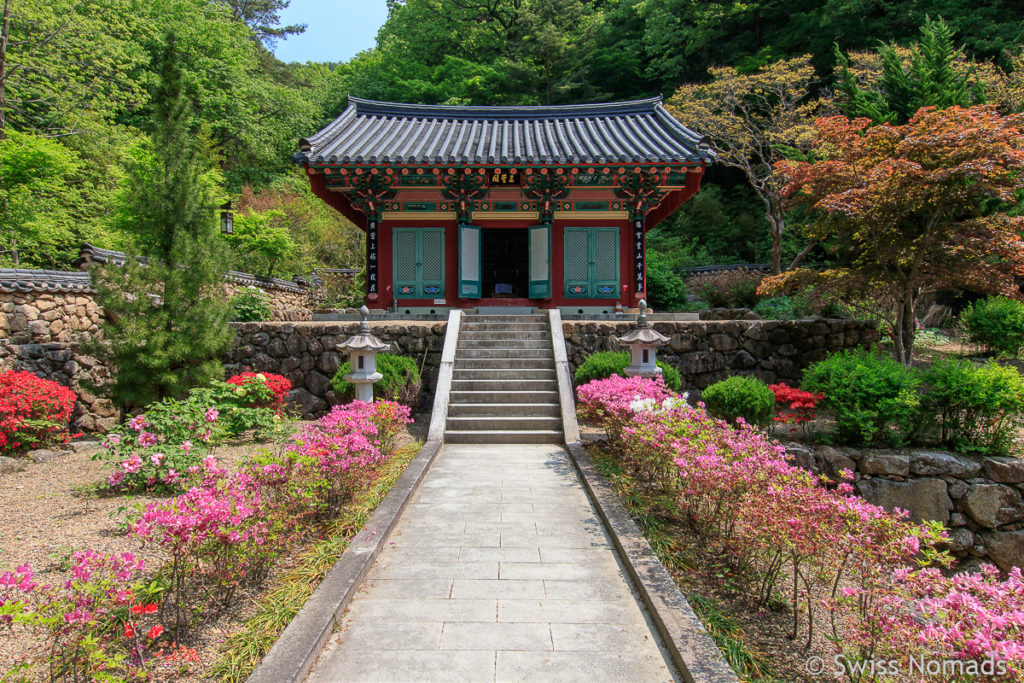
[87, 38, 233, 411]
[573, 351, 682, 391]
[331, 353, 422, 406]
[699, 376, 774, 425]
[230, 286, 273, 322]
[920, 359, 1024, 456]
[3, 0, 1022, 277]
[960, 296, 1024, 357]
[802, 350, 921, 447]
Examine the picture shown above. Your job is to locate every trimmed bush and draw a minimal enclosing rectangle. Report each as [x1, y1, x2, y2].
[700, 376, 774, 425]
[331, 353, 422, 407]
[920, 359, 1024, 456]
[961, 295, 1024, 357]
[802, 349, 921, 447]
[230, 286, 273, 322]
[573, 350, 682, 391]
[753, 295, 814, 320]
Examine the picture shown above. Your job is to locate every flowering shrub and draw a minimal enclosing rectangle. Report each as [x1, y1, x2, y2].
[580, 376, 1024, 677]
[769, 383, 822, 425]
[225, 372, 290, 413]
[576, 374, 675, 442]
[130, 399, 411, 633]
[0, 370, 76, 451]
[93, 396, 219, 492]
[294, 400, 412, 513]
[0, 551, 175, 680]
[573, 350, 683, 391]
[192, 376, 290, 439]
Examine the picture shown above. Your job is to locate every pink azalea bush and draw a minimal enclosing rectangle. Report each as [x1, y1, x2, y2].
[578, 376, 1024, 678]
[131, 400, 411, 632]
[0, 551, 177, 680]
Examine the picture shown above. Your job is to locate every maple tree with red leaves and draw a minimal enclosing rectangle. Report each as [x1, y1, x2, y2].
[761, 105, 1024, 364]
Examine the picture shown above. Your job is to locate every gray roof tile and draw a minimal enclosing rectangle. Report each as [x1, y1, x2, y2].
[297, 97, 714, 167]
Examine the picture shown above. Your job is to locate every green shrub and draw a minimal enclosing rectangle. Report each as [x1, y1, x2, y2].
[646, 251, 689, 311]
[961, 296, 1024, 357]
[700, 376, 774, 425]
[753, 295, 814, 320]
[802, 350, 921, 447]
[573, 350, 682, 391]
[331, 353, 422, 407]
[920, 359, 1024, 456]
[230, 286, 273, 322]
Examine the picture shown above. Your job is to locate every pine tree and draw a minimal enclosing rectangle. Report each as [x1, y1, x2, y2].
[89, 33, 232, 411]
[836, 16, 985, 124]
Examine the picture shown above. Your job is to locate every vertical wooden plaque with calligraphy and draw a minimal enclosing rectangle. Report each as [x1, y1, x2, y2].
[633, 218, 645, 300]
[367, 219, 379, 300]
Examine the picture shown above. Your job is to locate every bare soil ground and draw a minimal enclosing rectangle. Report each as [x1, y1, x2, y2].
[0, 409, 429, 681]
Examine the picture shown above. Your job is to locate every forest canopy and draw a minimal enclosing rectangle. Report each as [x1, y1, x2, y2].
[2, 0, 1024, 276]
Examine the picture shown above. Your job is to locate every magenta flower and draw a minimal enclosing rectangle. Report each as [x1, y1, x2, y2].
[137, 431, 157, 447]
[181, 440, 193, 454]
[205, 407, 219, 423]
[128, 415, 148, 431]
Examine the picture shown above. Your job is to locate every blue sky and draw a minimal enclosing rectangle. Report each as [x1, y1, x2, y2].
[273, 0, 389, 63]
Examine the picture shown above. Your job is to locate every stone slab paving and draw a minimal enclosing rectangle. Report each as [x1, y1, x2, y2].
[306, 444, 679, 683]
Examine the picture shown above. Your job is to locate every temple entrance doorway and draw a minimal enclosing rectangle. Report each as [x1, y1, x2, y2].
[481, 228, 529, 300]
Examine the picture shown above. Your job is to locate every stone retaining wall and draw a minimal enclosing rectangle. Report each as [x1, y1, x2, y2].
[786, 443, 1024, 572]
[563, 318, 878, 392]
[224, 321, 448, 417]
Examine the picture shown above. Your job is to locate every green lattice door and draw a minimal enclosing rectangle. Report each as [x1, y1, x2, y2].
[564, 227, 619, 298]
[393, 227, 445, 299]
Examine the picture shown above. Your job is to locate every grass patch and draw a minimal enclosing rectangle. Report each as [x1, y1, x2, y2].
[209, 441, 423, 682]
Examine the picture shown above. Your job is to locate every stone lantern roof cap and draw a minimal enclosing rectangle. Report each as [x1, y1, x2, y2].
[616, 327, 669, 345]
[338, 305, 391, 352]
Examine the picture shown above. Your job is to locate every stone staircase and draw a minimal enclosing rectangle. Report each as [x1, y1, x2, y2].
[445, 313, 563, 444]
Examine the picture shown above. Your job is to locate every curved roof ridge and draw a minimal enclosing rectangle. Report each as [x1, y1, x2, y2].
[296, 96, 715, 166]
[348, 96, 665, 120]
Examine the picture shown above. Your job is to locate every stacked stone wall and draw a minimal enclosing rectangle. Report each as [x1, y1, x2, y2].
[225, 321, 447, 417]
[563, 318, 878, 393]
[786, 443, 1024, 572]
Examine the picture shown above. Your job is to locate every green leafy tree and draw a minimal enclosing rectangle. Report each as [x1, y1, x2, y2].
[223, 207, 296, 277]
[836, 17, 986, 124]
[667, 56, 833, 274]
[90, 35, 232, 411]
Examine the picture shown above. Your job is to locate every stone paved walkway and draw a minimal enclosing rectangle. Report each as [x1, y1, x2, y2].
[306, 443, 678, 682]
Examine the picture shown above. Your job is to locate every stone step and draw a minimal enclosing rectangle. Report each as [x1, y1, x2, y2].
[464, 317, 548, 325]
[458, 339, 551, 350]
[447, 402, 561, 417]
[451, 378, 556, 392]
[455, 357, 556, 370]
[457, 348, 553, 359]
[449, 390, 559, 404]
[446, 415, 563, 431]
[453, 368, 557, 381]
[459, 330, 551, 340]
[459, 323, 548, 332]
[444, 429, 563, 444]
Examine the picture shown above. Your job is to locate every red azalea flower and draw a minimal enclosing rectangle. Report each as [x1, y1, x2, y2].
[124, 622, 135, 638]
[131, 603, 158, 615]
[147, 624, 164, 639]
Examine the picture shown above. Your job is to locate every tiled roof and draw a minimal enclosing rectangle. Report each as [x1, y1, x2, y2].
[297, 96, 714, 166]
[0, 269, 94, 293]
[73, 245, 310, 293]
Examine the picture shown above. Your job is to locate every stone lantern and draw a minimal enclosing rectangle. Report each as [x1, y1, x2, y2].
[337, 305, 390, 402]
[616, 299, 669, 378]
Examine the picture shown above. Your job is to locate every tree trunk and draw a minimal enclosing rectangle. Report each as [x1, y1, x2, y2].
[893, 294, 916, 365]
[768, 210, 784, 274]
[0, 0, 10, 141]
